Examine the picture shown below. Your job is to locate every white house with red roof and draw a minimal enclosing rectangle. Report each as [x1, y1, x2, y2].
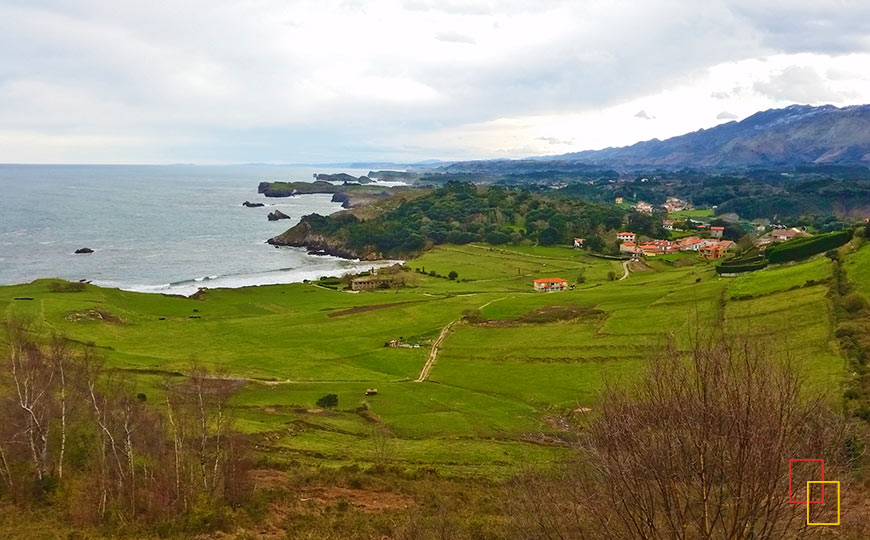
[533, 278, 568, 292]
[710, 226, 724, 239]
[617, 232, 636, 243]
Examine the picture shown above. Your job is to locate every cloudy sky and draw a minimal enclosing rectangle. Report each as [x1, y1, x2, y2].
[2, 0, 870, 164]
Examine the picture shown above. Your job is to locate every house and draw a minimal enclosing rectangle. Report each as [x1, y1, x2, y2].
[351, 275, 396, 291]
[701, 241, 736, 260]
[772, 228, 811, 242]
[710, 226, 724, 239]
[534, 278, 568, 292]
[619, 241, 640, 254]
[573, 238, 585, 248]
[635, 201, 654, 214]
[663, 219, 675, 231]
[753, 236, 774, 248]
[677, 237, 715, 252]
[617, 232, 636, 243]
[615, 197, 624, 204]
[638, 243, 662, 256]
[662, 197, 689, 212]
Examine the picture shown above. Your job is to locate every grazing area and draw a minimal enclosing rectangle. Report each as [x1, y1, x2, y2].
[1, 239, 868, 539]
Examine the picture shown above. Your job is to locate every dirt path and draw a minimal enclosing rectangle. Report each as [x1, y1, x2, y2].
[415, 320, 456, 382]
[619, 260, 631, 281]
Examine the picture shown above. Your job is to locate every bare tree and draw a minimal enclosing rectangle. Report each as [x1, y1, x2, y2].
[513, 333, 859, 540]
[47, 335, 72, 480]
[370, 424, 395, 465]
[4, 317, 56, 482]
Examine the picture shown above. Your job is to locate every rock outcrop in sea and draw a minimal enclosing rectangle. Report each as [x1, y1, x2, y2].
[74, 247, 94, 254]
[242, 201, 265, 207]
[267, 210, 290, 221]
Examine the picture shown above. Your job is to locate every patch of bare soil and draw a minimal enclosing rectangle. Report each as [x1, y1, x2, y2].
[478, 305, 604, 327]
[327, 299, 428, 317]
[66, 309, 125, 323]
[300, 486, 414, 512]
[628, 260, 654, 272]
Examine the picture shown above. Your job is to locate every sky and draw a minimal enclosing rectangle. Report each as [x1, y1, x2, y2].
[2, 0, 870, 164]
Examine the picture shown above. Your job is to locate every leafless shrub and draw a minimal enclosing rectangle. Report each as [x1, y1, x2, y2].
[0, 320, 252, 528]
[512, 332, 865, 540]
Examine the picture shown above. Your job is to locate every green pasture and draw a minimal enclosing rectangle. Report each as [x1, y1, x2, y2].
[845, 243, 870, 297]
[668, 208, 714, 220]
[0, 241, 849, 477]
[727, 256, 832, 300]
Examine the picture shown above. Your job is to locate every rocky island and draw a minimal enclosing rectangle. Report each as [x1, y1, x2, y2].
[267, 209, 290, 221]
[258, 175, 417, 210]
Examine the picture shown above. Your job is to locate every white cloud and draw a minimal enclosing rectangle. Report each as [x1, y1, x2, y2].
[717, 111, 739, 119]
[634, 110, 655, 120]
[2, 1, 870, 163]
[434, 31, 476, 44]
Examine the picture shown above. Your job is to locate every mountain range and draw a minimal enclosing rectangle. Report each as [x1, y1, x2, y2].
[438, 104, 870, 172]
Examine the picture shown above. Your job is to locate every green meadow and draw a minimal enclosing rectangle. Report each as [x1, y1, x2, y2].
[0, 242, 850, 477]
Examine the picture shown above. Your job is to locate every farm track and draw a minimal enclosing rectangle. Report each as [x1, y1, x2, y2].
[619, 260, 631, 280]
[416, 320, 457, 382]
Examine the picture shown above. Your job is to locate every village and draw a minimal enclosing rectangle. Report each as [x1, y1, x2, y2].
[537, 196, 818, 292]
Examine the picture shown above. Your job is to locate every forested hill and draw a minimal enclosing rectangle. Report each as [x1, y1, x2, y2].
[268, 182, 627, 259]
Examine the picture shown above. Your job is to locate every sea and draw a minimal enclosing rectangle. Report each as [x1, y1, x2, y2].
[0, 164, 402, 296]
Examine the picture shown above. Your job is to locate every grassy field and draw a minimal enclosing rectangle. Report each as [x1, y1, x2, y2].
[0, 241, 849, 477]
[845, 242, 870, 297]
[727, 256, 832, 299]
[668, 208, 714, 220]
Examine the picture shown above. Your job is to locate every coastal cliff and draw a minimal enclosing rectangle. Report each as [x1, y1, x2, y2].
[257, 181, 390, 209]
[267, 217, 383, 261]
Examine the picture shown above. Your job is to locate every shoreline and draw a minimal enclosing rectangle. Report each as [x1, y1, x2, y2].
[4, 250, 403, 298]
[108, 253, 404, 297]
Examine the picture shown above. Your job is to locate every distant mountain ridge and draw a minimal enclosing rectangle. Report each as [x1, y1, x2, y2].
[555, 104, 870, 168]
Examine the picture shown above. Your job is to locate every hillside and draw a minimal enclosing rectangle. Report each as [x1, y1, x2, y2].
[564, 104, 870, 168]
[438, 104, 870, 172]
[267, 182, 627, 259]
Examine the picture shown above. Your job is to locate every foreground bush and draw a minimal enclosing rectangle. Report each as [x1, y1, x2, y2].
[513, 334, 867, 540]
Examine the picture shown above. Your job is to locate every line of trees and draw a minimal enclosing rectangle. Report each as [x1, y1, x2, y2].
[0, 317, 252, 529]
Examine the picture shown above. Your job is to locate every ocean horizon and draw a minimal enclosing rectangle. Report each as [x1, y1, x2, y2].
[0, 164, 400, 296]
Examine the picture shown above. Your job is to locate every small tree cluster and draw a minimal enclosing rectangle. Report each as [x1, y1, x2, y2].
[0, 317, 252, 528]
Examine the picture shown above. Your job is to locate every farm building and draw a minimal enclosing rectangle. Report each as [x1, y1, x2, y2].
[619, 241, 640, 255]
[662, 197, 689, 212]
[617, 232, 636, 243]
[772, 228, 811, 242]
[573, 238, 585, 247]
[710, 226, 724, 238]
[533, 278, 568, 292]
[700, 240, 736, 260]
[635, 201, 654, 214]
[351, 276, 396, 291]
[663, 219, 675, 230]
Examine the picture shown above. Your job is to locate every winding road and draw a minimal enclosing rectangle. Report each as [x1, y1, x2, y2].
[619, 260, 631, 280]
